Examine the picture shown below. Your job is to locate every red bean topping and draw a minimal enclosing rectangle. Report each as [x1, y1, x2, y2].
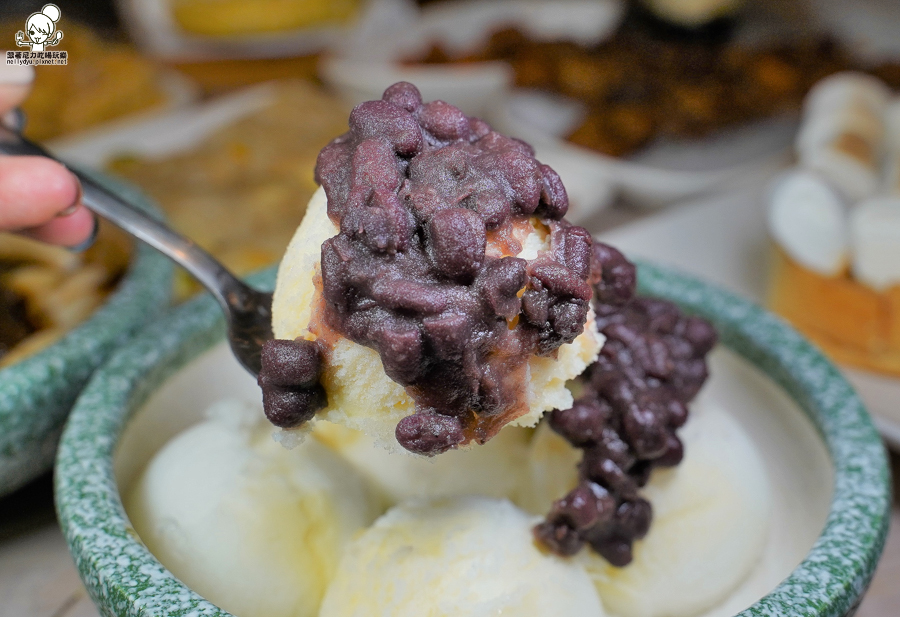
[550, 481, 616, 530]
[548, 397, 612, 446]
[473, 189, 511, 229]
[590, 242, 637, 306]
[395, 413, 465, 455]
[382, 81, 422, 113]
[531, 263, 593, 302]
[422, 313, 470, 361]
[665, 398, 689, 428]
[549, 301, 591, 346]
[478, 257, 527, 319]
[468, 117, 492, 140]
[261, 386, 327, 428]
[258, 339, 327, 429]
[349, 100, 423, 157]
[428, 208, 486, 283]
[655, 434, 685, 467]
[539, 164, 569, 219]
[502, 148, 542, 214]
[554, 225, 593, 280]
[680, 316, 718, 356]
[623, 406, 669, 459]
[533, 519, 585, 556]
[419, 100, 471, 142]
[615, 498, 653, 539]
[591, 536, 634, 567]
[521, 288, 550, 326]
[260, 338, 322, 388]
[267, 83, 598, 456]
[534, 276, 716, 565]
[370, 279, 450, 315]
[351, 206, 403, 254]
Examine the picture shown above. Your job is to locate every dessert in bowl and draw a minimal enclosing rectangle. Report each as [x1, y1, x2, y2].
[767, 71, 900, 376]
[55, 262, 888, 617]
[57, 85, 888, 617]
[0, 170, 172, 497]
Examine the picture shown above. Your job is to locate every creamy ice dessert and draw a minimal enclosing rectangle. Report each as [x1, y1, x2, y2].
[126, 83, 770, 617]
[127, 387, 770, 617]
[126, 399, 382, 617]
[318, 496, 605, 617]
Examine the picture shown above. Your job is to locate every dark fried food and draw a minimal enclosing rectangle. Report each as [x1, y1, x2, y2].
[412, 18, 859, 156]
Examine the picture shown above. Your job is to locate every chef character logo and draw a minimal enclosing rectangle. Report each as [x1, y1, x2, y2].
[17, 4, 63, 51]
[7, 5, 67, 65]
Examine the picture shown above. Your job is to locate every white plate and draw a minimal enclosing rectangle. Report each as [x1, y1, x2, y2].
[596, 184, 900, 449]
[48, 82, 276, 167]
[491, 91, 795, 219]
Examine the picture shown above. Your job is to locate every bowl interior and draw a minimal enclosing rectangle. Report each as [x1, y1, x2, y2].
[113, 339, 833, 617]
[57, 262, 889, 617]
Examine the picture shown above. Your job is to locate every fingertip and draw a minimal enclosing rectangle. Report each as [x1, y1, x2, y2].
[19, 206, 97, 249]
[0, 156, 81, 229]
[30, 158, 81, 209]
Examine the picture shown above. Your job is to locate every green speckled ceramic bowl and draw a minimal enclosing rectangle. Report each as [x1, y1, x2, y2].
[55, 263, 890, 617]
[0, 170, 173, 497]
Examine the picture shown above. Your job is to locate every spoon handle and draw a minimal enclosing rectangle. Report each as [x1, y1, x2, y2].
[0, 126, 259, 313]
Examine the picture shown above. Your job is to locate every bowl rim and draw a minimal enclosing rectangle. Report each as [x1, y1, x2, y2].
[55, 262, 890, 617]
[0, 169, 173, 496]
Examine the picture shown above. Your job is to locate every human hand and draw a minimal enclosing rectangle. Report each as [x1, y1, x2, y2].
[0, 65, 95, 249]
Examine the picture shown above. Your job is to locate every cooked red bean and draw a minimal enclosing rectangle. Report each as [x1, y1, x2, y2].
[267, 82, 595, 455]
[534, 262, 716, 566]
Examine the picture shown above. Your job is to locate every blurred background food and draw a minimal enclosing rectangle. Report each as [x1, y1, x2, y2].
[169, 0, 359, 36]
[413, 24, 851, 156]
[0, 21, 179, 140]
[107, 81, 350, 298]
[0, 224, 130, 367]
[406, 3, 900, 159]
[766, 72, 900, 377]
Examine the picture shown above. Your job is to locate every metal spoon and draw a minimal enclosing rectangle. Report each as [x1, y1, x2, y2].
[0, 120, 273, 376]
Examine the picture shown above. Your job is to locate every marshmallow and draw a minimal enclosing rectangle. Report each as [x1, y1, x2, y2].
[803, 72, 892, 120]
[799, 136, 881, 203]
[768, 170, 849, 276]
[850, 197, 900, 290]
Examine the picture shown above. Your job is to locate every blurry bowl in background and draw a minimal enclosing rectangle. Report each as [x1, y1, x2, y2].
[319, 0, 625, 219]
[0, 171, 172, 498]
[318, 0, 799, 220]
[320, 0, 623, 118]
[320, 54, 513, 121]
